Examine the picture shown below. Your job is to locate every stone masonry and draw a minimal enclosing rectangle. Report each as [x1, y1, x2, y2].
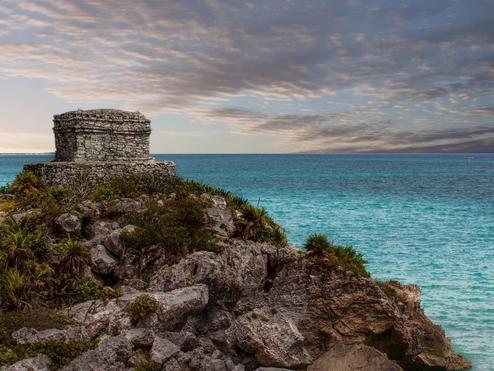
[24, 109, 175, 186]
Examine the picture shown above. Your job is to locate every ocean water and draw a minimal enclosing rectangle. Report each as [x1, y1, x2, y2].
[1, 153, 493, 370]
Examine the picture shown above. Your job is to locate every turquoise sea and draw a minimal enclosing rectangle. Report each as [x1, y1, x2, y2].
[1, 153, 493, 370]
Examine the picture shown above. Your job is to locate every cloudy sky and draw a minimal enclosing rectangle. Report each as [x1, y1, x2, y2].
[0, 0, 493, 153]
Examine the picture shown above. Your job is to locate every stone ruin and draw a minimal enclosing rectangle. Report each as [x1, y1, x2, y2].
[24, 109, 175, 186]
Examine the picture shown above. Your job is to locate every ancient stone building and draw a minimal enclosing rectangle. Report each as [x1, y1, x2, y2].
[53, 109, 152, 162]
[25, 109, 175, 185]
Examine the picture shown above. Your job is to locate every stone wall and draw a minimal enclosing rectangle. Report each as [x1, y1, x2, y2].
[53, 109, 151, 162]
[25, 160, 176, 187]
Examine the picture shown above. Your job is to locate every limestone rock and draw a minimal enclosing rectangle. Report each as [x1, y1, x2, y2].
[149, 240, 270, 299]
[205, 206, 235, 237]
[86, 221, 119, 245]
[150, 336, 180, 365]
[1, 354, 50, 371]
[54, 213, 81, 234]
[66, 285, 209, 336]
[122, 328, 155, 347]
[228, 307, 312, 368]
[12, 326, 90, 344]
[90, 244, 117, 274]
[105, 199, 142, 216]
[154, 284, 209, 328]
[104, 225, 135, 257]
[307, 343, 403, 371]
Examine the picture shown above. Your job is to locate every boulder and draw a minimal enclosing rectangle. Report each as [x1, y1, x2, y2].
[122, 328, 155, 347]
[104, 225, 135, 257]
[228, 307, 312, 368]
[85, 221, 119, 245]
[201, 194, 228, 209]
[105, 199, 142, 216]
[66, 285, 209, 336]
[90, 245, 117, 274]
[55, 213, 81, 234]
[149, 240, 271, 299]
[1, 354, 51, 371]
[150, 336, 180, 365]
[307, 343, 403, 371]
[205, 206, 235, 237]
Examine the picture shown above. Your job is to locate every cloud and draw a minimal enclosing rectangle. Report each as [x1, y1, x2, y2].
[0, 0, 492, 152]
[200, 107, 494, 152]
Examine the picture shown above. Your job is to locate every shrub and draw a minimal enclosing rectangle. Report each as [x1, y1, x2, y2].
[124, 295, 159, 326]
[90, 183, 116, 202]
[304, 234, 369, 277]
[235, 204, 287, 247]
[60, 277, 105, 304]
[122, 198, 219, 259]
[50, 276, 105, 306]
[304, 234, 331, 255]
[0, 184, 11, 195]
[9, 172, 40, 195]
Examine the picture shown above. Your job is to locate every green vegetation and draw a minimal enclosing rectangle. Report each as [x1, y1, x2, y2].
[57, 239, 89, 278]
[9, 171, 40, 195]
[133, 355, 161, 371]
[304, 234, 369, 277]
[0, 171, 286, 312]
[124, 295, 159, 326]
[0, 309, 91, 370]
[122, 197, 221, 264]
[0, 184, 10, 195]
[0, 218, 101, 308]
[89, 175, 287, 248]
[0, 339, 98, 370]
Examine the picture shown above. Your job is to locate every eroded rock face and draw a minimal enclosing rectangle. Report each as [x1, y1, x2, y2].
[308, 342, 403, 371]
[66, 284, 209, 337]
[228, 307, 312, 368]
[3, 222, 469, 370]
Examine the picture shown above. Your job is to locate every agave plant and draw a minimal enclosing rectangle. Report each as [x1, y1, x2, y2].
[2, 268, 31, 309]
[57, 239, 90, 277]
[26, 261, 53, 292]
[0, 217, 35, 268]
[239, 205, 269, 240]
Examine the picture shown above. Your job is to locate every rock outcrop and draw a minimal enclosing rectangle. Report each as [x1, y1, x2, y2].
[0, 181, 470, 370]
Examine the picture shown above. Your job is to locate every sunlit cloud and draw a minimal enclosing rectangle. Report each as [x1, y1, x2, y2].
[0, 0, 492, 152]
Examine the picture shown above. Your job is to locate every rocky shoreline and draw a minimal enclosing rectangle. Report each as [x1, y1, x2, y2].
[0, 173, 470, 370]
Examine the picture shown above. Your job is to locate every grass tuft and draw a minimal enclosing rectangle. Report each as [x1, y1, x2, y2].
[124, 295, 159, 326]
[304, 233, 369, 277]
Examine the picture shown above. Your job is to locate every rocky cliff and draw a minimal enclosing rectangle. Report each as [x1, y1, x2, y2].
[0, 172, 470, 371]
